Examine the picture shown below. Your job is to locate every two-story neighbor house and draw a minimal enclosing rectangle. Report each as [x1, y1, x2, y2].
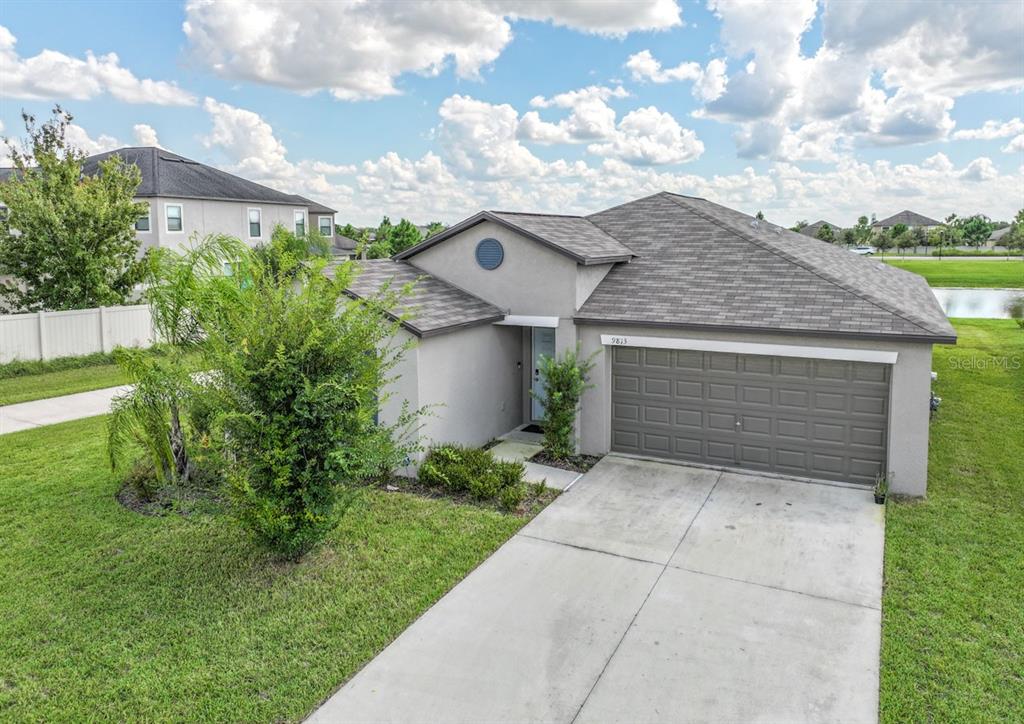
[341, 192, 955, 497]
[78, 147, 352, 255]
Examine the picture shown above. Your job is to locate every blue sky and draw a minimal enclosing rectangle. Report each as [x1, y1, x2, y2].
[2, 0, 1022, 225]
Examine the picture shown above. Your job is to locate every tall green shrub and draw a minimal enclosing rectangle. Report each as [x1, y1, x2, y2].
[532, 346, 595, 460]
[201, 248, 420, 559]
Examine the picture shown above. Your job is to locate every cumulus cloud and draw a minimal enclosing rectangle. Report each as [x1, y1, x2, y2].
[0, 25, 196, 106]
[183, 0, 682, 101]
[132, 124, 161, 147]
[200, 97, 354, 205]
[588, 106, 704, 165]
[1002, 135, 1024, 154]
[953, 118, 1024, 141]
[518, 85, 628, 144]
[959, 157, 998, 182]
[683, 0, 1024, 161]
[64, 124, 120, 155]
[625, 50, 728, 102]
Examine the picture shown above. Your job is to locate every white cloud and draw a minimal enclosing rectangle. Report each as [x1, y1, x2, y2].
[519, 85, 628, 144]
[959, 157, 998, 182]
[200, 97, 354, 205]
[625, 49, 728, 102]
[684, 0, 1024, 161]
[64, 124, 120, 155]
[953, 118, 1024, 141]
[132, 124, 161, 147]
[183, 0, 681, 101]
[588, 106, 704, 165]
[1002, 135, 1024, 154]
[437, 94, 550, 178]
[0, 25, 196, 106]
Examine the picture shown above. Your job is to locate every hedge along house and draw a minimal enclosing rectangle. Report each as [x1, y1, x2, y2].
[338, 192, 955, 497]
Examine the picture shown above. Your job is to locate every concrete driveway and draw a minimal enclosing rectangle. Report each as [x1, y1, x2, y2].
[310, 457, 884, 724]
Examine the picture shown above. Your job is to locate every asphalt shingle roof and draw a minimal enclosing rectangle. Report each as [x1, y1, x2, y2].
[335, 258, 503, 337]
[872, 210, 942, 228]
[79, 147, 336, 211]
[798, 220, 844, 237]
[394, 210, 633, 265]
[576, 192, 955, 343]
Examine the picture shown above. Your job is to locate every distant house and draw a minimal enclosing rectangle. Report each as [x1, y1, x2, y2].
[986, 226, 1011, 248]
[872, 210, 942, 233]
[1, 146, 343, 255]
[798, 220, 844, 239]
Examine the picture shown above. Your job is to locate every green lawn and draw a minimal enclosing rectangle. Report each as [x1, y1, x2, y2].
[0, 416, 529, 721]
[880, 320, 1024, 721]
[884, 259, 1024, 288]
[0, 363, 126, 406]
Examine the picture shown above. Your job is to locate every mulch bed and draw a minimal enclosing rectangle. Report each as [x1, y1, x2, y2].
[529, 450, 603, 473]
[376, 475, 558, 517]
[116, 482, 225, 517]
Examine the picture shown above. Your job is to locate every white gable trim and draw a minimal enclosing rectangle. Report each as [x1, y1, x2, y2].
[599, 334, 898, 364]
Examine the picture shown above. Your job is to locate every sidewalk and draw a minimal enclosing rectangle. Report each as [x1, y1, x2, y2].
[0, 385, 130, 435]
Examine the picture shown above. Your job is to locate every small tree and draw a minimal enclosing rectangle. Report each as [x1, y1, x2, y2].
[532, 346, 595, 460]
[840, 228, 856, 247]
[339, 222, 359, 239]
[1005, 209, 1024, 256]
[815, 223, 835, 243]
[390, 218, 423, 254]
[108, 234, 244, 490]
[755, 210, 765, 221]
[911, 226, 927, 254]
[875, 229, 894, 255]
[0, 106, 148, 312]
[954, 214, 994, 247]
[790, 220, 808, 232]
[895, 228, 915, 257]
[202, 249, 419, 559]
[853, 215, 872, 245]
[425, 221, 446, 237]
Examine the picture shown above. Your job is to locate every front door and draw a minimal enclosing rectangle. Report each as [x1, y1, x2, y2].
[531, 327, 556, 421]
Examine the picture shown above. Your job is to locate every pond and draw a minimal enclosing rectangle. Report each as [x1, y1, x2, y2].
[931, 288, 1024, 319]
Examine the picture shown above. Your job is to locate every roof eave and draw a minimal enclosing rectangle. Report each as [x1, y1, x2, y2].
[572, 316, 957, 346]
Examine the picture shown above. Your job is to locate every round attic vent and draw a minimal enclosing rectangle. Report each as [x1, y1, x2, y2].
[475, 238, 504, 270]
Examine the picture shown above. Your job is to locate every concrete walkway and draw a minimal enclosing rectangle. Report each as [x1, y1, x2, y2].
[0, 385, 129, 435]
[488, 439, 582, 490]
[310, 456, 884, 723]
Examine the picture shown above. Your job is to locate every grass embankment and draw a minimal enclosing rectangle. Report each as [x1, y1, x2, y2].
[880, 320, 1024, 721]
[0, 415, 531, 721]
[883, 259, 1024, 288]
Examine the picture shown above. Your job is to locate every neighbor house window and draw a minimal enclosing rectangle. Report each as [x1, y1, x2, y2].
[166, 204, 183, 232]
[135, 203, 151, 232]
[318, 215, 332, 236]
[294, 210, 306, 236]
[248, 208, 262, 238]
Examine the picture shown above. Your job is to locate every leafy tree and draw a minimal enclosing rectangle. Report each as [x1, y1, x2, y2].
[933, 222, 963, 259]
[201, 248, 420, 559]
[0, 106, 148, 312]
[425, 221, 446, 237]
[339, 222, 360, 240]
[911, 226, 927, 253]
[108, 235, 244, 491]
[815, 223, 835, 243]
[840, 228, 856, 246]
[390, 218, 423, 254]
[790, 220, 808, 232]
[953, 214, 994, 247]
[892, 223, 909, 239]
[1004, 209, 1024, 255]
[853, 215, 873, 244]
[895, 228, 915, 257]
[375, 216, 394, 247]
[252, 223, 329, 280]
[532, 346, 596, 460]
[874, 229, 894, 255]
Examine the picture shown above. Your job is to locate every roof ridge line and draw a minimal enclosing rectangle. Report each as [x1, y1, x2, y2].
[663, 195, 942, 337]
[490, 210, 584, 219]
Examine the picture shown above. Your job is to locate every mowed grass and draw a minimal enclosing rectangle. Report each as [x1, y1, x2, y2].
[884, 259, 1024, 288]
[0, 416, 528, 721]
[0, 363, 126, 406]
[881, 320, 1024, 721]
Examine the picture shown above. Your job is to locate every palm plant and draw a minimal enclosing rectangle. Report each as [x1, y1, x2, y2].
[107, 234, 246, 491]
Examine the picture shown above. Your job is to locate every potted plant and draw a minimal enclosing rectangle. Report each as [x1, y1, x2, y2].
[873, 472, 890, 505]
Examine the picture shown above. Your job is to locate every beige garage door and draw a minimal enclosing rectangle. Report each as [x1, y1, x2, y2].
[610, 347, 890, 485]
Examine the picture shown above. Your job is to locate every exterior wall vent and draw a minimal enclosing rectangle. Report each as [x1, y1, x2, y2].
[475, 238, 504, 270]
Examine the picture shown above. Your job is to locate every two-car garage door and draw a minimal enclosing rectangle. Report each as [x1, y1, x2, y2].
[610, 346, 890, 485]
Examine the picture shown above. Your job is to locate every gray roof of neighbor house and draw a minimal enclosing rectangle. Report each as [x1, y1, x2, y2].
[872, 210, 942, 228]
[394, 209, 634, 265]
[335, 258, 503, 337]
[799, 220, 844, 237]
[75, 147, 336, 211]
[575, 192, 955, 343]
[989, 226, 1011, 240]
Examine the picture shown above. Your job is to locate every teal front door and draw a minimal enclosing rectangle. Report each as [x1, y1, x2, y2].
[531, 327, 556, 421]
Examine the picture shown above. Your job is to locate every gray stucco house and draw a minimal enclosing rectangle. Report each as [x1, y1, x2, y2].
[342, 192, 955, 497]
[78, 147, 354, 256]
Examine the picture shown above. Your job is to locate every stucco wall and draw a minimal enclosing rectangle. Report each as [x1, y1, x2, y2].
[576, 323, 937, 497]
[135, 197, 305, 252]
[406, 220, 580, 316]
[416, 323, 523, 450]
[575, 263, 614, 310]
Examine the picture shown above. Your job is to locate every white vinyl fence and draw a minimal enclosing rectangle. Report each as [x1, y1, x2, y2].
[0, 304, 155, 364]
